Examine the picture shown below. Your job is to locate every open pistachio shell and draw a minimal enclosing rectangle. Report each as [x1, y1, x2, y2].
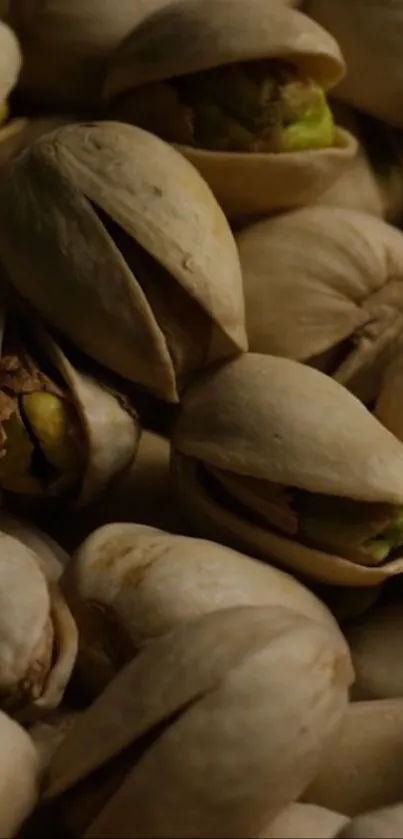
[6, 0, 171, 107]
[0, 532, 77, 721]
[302, 698, 403, 816]
[62, 521, 348, 695]
[338, 803, 403, 838]
[262, 803, 348, 838]
[0, 121, 246, 401]
[104, 0, 357, 218]
[44, 605, 350, 837]
[172, 353, 403, 585]
[237, 207, 403, 405]
[304, 0, 403, 128]
[345, 601, 403, 700]
[0, 710, 40, 837]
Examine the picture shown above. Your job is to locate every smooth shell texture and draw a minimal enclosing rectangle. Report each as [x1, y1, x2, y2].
[237, 208, 403, 381]
[0, 510, 69, 579]
[314, 148, 386, 219]
[173, 354, 403, 504]
[45, 606, 350, 837]
[63, 521, 347, 692]
[7, 0, 172, 106]
[0, 122, 246, 401]
[0, 535, 51, 696]
[104, 0, 356, 218]
[0, 21, 21, 101]
[304, 0, 403, 128]
[303, 698, 403, 816]
[0, 710, 40, 837]
[262, 803, 348, 838]
[338, 803, 403, 838]
[346, 601, 403, 700]
[172, 451, 403, 586]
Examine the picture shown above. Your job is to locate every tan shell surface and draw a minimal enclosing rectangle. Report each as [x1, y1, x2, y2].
[172, 452, 403, 586]
[0, 535, 51, 695]
[31, 581, 78, 718]
[303, 698, 403, 816]
[0, 123, 246, 400]
[0, 510, 69, 579]
[0, 21, 21, 101]
[64, 522, 347, 691]
[173, 354, 403, 504]
[104, 0, 345, 99]
[313, 146, 387, 219]
[0, 710, 40, 837]
[346, 601, 403, 700]
[237, 207, 403, 361]
[339, 803, 403, 838]
[0, 119, 27, 167]
[261, 802, 348, 838]
[45, 605, 350, 824]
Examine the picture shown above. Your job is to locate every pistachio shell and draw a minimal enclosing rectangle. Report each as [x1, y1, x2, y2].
[45, 606, 350, 837]
[0, 532, 77, 719]
[237, 207, 403, 401]
[0, 118, 27, 167]
[302, 698, 403, 815]
[261, 803, 348, 838]
[0, 710, 40, 837]
[0, 510, 69, 579]
[104, 0, 357, 218]
[172, 450, 403, 586]
[304, 0, 403, 128]
[0, 122, 246, 401]
[0, 21, 21, 102]
[376, 340, 403, 443]
[338, 803, 403, 838]
[29, 708, 80, 775]
[173, 354, 403, 504]
[62, 521, 348, 694]
[345, 601, 403, 700]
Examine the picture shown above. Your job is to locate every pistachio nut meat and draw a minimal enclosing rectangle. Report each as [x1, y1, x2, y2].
[172, 353, 403, 586]
[61, 521, 347, 695]
[103, 0, 357, 218]
[237, 206, 403, 405]
[43, 606, 351, 837]
[0, 312, 140, 507]
[0, 531, 77, 721]
[0, 121, 246, 401]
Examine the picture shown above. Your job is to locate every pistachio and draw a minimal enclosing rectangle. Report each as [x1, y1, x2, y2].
[172, 353, 403, 585]
[0, 122, 246, 401]
[104, 0, 357, 217]
[44, 606, 350, 837]
[338, 803, 403, 838]
[262, 803, 348, 838]
[61, 521, 348, 695]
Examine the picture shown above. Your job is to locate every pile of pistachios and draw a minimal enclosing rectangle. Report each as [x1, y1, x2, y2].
[2, 1, 403, 837]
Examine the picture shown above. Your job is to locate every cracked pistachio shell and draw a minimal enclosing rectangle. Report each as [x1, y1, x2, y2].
[0, 122, 246, 401]
[0, 114, 78, 168]
[172, 353, 403, 585]
[30, 323, 141, 506]
[375, 338, 403, 444]
[345, 601, 403, 701]
[0, 510, 69, 579]
[0, 710, 40, 837]
[103, 0, 357, 218]
[237, 207, 403, 403]
[302, 698, 403, 816]
[262, 803, 348, 838]
[6, 0, 171, 106]
[304, 0, 403, 128]
[338, 803, 403, 838]
[62, 521, 347, 695]
[0, 532, 77, 721]
[44, 605, 350, 837]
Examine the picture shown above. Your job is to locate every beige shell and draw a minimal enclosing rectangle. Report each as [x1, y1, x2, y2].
[0, 115, 79, 168]
[104, 0, 357, 219]
[6, 0, 172, 107]
[172, 353, 403, 585]
[44, 605, 350, 837]
[62, 521, 349, 695]
[0, 510, 69, 578]
[345, 601, 403, 700]
[0, 121, 246, 402]
[236, 207, 403, 403]
[304, 0, 403, 128]
[29, 707, 80, 775]
[0, 710, 40, 837]
[303, 698, 403, 815]
[0, 532, 77, 721]
[0, 21, 21, 102]
[338, 803, 403, 838]
[261, 803, 348, 838]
